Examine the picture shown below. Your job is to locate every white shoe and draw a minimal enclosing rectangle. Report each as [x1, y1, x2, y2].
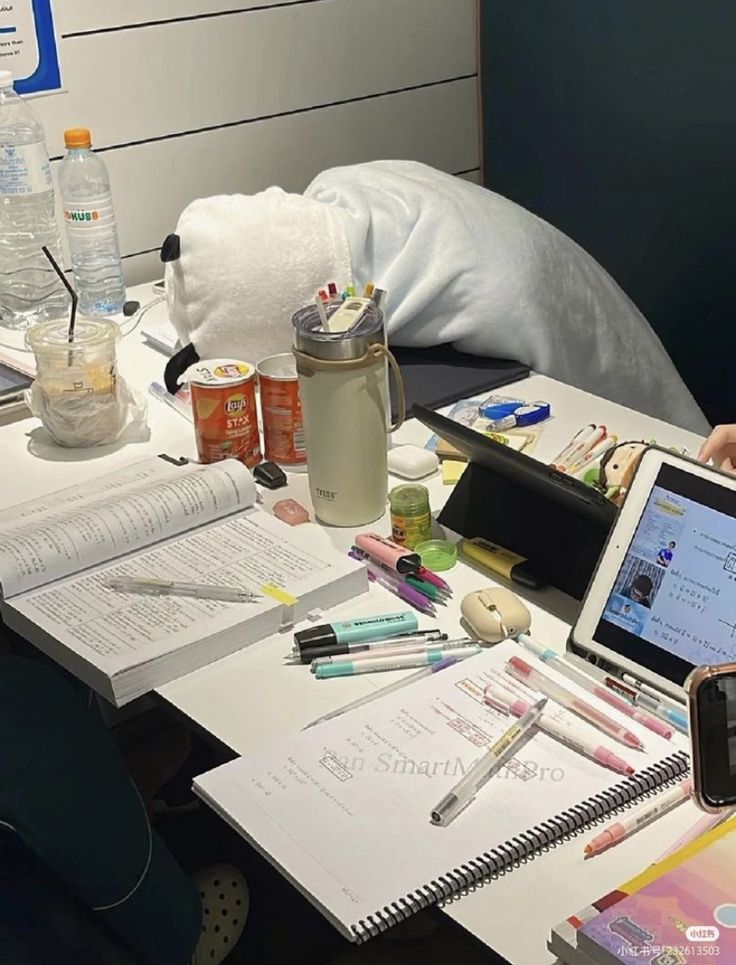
[191, 864, 249, 965]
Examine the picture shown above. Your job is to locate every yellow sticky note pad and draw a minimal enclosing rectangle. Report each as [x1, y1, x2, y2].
[442, 459, 467, 485]
[260, 584, 299, 606]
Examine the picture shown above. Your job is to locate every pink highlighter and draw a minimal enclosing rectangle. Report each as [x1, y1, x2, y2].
[354, 533, 421, 575]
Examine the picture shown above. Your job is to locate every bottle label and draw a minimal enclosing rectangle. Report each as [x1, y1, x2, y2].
[0, 142, 53, 195]
[63, 195, 118, 233]
[390, 510, 432, 550]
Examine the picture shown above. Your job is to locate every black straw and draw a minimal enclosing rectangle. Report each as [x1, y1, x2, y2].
[41, 245, 78, 342]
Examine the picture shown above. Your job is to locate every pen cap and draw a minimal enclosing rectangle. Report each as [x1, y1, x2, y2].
[294, 624, 336, 651]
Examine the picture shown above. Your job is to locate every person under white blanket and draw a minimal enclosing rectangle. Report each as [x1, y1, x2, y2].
[164, 160, 709, 434]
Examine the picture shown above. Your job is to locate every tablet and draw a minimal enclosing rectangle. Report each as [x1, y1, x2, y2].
[412, 403, 614, 521]
[571, 447, 736, 699]
[412, 404, 617, 598]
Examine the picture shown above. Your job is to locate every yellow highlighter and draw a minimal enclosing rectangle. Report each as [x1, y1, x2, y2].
[460, 537, 547, 591]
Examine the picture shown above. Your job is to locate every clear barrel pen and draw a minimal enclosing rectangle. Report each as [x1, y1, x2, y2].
[506, 656, 645, 751]
[484, 682, 635, 777]
[310, 637, 476, 670]
[106, 576, 261, 603]
[313, 646, 481, 679]
[288, 630, 446, 662]
[362, 563, 436, 616]
[516, 635, 671, 739]
[430, 697, 547, 827]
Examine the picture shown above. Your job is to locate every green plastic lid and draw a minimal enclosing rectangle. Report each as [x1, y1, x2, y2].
[415, 539, 457, 572]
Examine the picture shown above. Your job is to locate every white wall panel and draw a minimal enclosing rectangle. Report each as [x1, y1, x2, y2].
[67, 78, 478, 282]
[35, 0, 479, 284]
[58, 1, 305, 35]
[37, 0, 475, 157]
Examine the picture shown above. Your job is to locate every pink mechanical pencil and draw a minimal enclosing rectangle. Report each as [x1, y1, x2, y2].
[584, 779, 693, 857]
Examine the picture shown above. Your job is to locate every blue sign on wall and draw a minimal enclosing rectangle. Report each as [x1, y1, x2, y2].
[0, 0, 62, 96]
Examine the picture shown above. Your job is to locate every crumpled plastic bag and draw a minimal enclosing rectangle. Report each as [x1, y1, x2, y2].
[26, 372, 149, 448]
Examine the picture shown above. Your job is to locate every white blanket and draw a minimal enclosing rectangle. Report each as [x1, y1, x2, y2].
[305, 161, 708, 434]
[166, 161, 708, 433]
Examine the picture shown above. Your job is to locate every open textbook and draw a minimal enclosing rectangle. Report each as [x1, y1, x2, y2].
[0, 457, 366, 705]
[195, 641, 688, 943]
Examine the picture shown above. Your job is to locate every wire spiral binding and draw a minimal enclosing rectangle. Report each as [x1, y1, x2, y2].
[349, 750, 688, 943]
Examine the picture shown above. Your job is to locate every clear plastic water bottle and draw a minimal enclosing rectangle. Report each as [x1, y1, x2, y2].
[0, 70, 66, 330]
[58, 128, 126, 315]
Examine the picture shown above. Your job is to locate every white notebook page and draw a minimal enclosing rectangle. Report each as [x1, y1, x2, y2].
[0, 456, 178, 530]
[195, 641, 686, 937]
[0, 459, 256, 598]
[8, 509, 361, 674]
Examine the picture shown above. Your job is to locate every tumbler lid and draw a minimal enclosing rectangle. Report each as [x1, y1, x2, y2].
[292, 303, 385, 362]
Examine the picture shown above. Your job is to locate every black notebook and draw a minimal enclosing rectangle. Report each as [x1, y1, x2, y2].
[390, 344, 530, 420]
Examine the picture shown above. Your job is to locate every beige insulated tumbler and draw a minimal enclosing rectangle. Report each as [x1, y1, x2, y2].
[292, 303, 405, 526]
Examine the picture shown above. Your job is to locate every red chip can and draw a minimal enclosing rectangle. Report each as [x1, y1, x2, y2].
[256, 353, 306, 465]
[184, 359, 261, 467]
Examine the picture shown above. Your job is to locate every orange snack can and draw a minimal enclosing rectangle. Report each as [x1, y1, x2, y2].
[256, 353, 306, 465]
[183, 359, 261, 467]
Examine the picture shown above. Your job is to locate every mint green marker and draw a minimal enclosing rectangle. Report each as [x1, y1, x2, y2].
[314, 645, 482, 679]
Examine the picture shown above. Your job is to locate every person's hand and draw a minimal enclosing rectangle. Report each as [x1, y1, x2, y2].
[699, 424, 736, 473]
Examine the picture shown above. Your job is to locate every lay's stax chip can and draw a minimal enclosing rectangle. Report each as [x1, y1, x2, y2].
[183, 359, 261, 467]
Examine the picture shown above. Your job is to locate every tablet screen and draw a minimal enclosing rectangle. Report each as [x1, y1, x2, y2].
[595, 463, 736, 680]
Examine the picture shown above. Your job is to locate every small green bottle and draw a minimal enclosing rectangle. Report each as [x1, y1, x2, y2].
[388, 484, 432, 549]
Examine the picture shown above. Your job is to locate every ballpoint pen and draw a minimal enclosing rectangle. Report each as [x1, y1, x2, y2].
[506, 656, 645, 751]
[516, 635, 672, 739]
[313, 645, 481, 679]
[405, 575, 452, 603]
[310, 637, 476, 669]
[290, 630, 445, 664]
[349, 547, 452, 602]
[430, 697, 547, 826]
[562, 425, 608, 469]
[622, 674, 684, 710]
[584, 779, 693, 857]
[416, 567, 451, 593]
[550, 424, 596, 468]
[306, 655, 460, 728]
[356, 558, 437, 616]
[565, 653, 689, 734]
[621, 674, 688, 733]
[105, 576, 261, 603]
[484, 682, 635, 776]
[567, 435, 618, 475]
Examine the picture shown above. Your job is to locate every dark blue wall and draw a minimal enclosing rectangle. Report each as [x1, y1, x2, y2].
[480, 0, 735, 426]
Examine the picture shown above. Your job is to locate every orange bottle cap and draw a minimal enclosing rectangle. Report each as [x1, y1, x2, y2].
[64, 128, 92, 149]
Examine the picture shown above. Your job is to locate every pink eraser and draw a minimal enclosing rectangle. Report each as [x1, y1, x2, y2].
[273, 499, 310, 525]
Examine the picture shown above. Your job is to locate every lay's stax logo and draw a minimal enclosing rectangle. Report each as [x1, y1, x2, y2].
[225, 395, 248, 414]
[64, 209, 100, 222]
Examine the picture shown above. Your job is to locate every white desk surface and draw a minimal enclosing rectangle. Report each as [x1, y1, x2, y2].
[1, 283, 709, 965]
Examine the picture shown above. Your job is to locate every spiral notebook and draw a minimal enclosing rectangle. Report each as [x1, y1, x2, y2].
[194, 641, 688, 943]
